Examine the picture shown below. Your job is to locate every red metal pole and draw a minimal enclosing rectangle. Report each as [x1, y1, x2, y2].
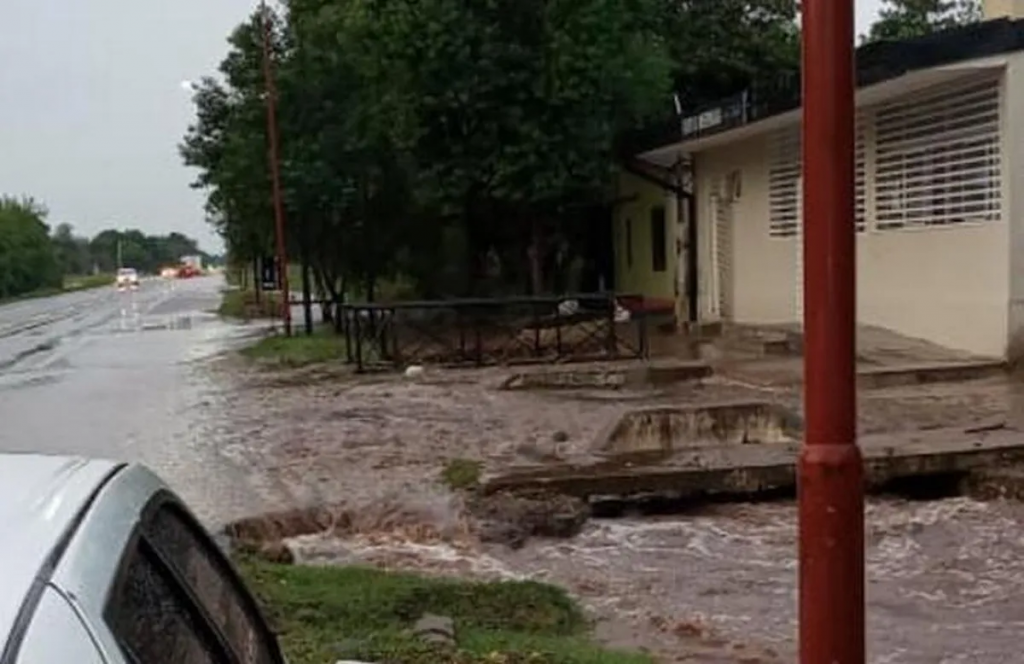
[800, 0, 864, 663]
[260, 0, 292, 336]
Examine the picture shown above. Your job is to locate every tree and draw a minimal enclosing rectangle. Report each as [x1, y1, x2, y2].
[866, 0, 982, 42]
[181, 0, 804, 305]
[653, 0, 800, 108]
[52, 223, 93, 276]
[0, 197, 61, 298]
[360, 0, 674, 294]
[87, 228, 205, 274]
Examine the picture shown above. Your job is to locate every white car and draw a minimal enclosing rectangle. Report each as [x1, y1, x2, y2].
[115, 268, 140, 290]
[0, 453, 287, 664]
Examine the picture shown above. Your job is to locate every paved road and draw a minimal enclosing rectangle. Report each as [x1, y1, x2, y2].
[0, 277, 266, 525]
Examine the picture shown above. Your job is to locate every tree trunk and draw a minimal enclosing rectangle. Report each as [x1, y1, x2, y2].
[301, 256, 313, 336]
[529, 217, 544, 296]
[252, 258, 262, 305]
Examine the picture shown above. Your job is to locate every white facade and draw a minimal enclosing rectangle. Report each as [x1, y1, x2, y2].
[640, 53, 1024, 358]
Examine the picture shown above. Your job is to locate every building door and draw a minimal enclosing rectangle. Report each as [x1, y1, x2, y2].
[707, 186, 734, 322]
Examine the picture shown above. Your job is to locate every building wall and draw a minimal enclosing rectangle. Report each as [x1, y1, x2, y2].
[693, 75, 1011, 357]
[612, 171, 677, 302]
[695, 136, 796, 324]
[1003, 53, 1024, 354]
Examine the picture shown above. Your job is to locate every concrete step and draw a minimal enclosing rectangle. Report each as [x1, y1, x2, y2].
[482, 426, 1024, 502]
[857, 359, 1006, 390]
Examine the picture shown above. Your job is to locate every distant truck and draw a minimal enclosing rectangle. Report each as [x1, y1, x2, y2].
[180, 255, 204, 272]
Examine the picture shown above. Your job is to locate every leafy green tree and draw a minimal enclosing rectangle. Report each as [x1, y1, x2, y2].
[866, 0, 982, 42]
[654, 0, 799, 107]
[0, 197, 62, 298]
[52, 223, 93, 276]
[181, 15, 276, 273]
[87, 228, 205, 274]
[181, 0, 805, 305]
[364, 0, 673, 294]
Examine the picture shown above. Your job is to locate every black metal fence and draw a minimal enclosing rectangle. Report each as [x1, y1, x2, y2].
[340, 293, 651, 372]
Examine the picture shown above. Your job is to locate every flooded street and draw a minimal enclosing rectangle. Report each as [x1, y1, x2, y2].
[0, 276, 270, 523]
[2, 282, 1024, 662]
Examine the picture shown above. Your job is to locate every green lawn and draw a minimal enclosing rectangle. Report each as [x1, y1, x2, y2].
[239, 327, 349, 367]
[217, 288, 283, 319]
[238, 559, 652, 664]
[63, 273, 116, 292]
[0, 273, 115, 305]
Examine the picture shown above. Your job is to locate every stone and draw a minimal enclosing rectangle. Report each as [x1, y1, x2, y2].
[469, 490, 590, 548]
[257, 540, 295, 564]
[552, 430, 570, 443]
[413, 613, 456, 646]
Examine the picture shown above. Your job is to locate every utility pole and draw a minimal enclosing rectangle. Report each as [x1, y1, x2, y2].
[259, 0, 292, 336]
[799, 1, 863, 663]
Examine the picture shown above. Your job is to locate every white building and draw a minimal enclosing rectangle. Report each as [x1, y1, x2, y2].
[631, 0, 1024, 358]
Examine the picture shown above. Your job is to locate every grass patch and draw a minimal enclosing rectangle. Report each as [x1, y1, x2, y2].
[238, 560, 650, 664]
[0, 273, 115, 305]
[442, 458, 483, 491]
[218, 288, 282, 319]
[240, 328, 348, 367]
[64, 273, 116, 291]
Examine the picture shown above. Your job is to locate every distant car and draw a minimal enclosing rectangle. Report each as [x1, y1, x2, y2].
[0, 453, 287, 664]
[115, 268, 140, 290]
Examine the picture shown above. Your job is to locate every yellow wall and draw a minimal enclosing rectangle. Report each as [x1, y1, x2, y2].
[612, 171, 677, 301]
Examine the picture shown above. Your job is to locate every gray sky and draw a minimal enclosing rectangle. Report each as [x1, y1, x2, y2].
[0, 0, 257, 252]
[0, 1, 886, 254]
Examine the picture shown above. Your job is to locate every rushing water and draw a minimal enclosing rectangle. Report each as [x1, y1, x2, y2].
[282, 496, 1024, 663]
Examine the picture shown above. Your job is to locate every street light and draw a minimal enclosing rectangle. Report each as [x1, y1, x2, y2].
[259, 0, 292, 336]
[799, 1, 863, 663]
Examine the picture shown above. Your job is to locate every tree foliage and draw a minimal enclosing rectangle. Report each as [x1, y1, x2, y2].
[866, 0, 982, 42]
[0, 197, 61, 299]
[182, 0, 799, 303]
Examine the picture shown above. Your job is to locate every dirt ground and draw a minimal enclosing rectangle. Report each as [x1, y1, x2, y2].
[209, 325, 1024, 664]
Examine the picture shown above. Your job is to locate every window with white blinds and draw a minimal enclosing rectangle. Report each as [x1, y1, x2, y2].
[768, 127, 800, 237]
[855, 117, 866, 232]
[873, 78, 1001, 230]
[768, 124, 866, 237]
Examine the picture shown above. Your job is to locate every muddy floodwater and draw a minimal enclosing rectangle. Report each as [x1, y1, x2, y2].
[223, 360, 1024, 663]
[4, 279, 1024, 662]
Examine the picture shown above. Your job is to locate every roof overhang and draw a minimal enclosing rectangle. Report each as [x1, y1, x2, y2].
[639, 55, 1009, 167]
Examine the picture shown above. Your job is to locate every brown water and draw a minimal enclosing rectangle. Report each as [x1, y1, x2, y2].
[229, 367, 1024, 663]
[283, 496, 1024, 663]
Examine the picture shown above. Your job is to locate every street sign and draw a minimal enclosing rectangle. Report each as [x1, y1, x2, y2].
[260, 256, 280, 291]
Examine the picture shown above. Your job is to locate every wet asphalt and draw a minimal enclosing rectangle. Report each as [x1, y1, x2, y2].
[0, 276, 265, 524]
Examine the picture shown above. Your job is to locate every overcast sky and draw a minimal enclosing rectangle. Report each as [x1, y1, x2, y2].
[0, 1, 886, 253]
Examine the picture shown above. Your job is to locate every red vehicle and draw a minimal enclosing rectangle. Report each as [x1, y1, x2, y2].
[177, 265, 200, 279]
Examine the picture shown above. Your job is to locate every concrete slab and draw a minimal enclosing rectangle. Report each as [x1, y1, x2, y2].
[593, 401, 801, 455]
[856, 359, 1006, 389]
[482, 425, 1024, 501]
[499, 360, 712, 391]
[718, 357, 1006, 390]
